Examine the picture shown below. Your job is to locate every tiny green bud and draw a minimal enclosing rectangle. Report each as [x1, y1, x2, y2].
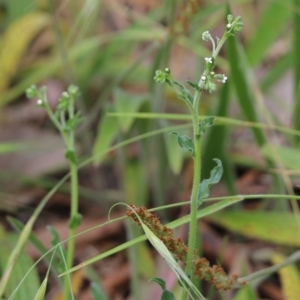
[154, 69, 172, 85]
[207, 81, 217, 93]
[227, 14, 233, 24]
[214, 74, 227, 83]
[233, 16, 243, 32]
[26, 85, 39, 98]
[61, 91, 69, 100]
[202, 31, 211, 41]
[68, 84, 79, 96]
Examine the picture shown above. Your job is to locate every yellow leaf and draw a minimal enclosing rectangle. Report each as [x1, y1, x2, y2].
[0, 12, 50, 95]
[271, 252, 300, 300]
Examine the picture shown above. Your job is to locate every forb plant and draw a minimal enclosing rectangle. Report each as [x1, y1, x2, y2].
[26, 84, 82, 300]
[127, 14, 244, 299]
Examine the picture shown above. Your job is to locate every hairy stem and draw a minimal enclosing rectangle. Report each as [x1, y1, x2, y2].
[182, 91, 202, 300]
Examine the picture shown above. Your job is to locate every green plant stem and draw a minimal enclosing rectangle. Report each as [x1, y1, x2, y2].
[182, 91, 203, 300]
[64, 160, 79, 300]
[181, 25, 237, 299]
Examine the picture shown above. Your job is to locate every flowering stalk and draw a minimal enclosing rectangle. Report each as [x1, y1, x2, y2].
[27, 85, 82, 300]
[153, 14, 243, 299]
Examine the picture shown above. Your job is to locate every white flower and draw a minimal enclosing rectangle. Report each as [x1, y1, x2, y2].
[201, 76, 206, 81]
[37, 99, 43, 106]
[221, 75, 228, 83]
[214, 74, 228, 83]
[227, 23, 232, 29]
[205, 57, 212, 64]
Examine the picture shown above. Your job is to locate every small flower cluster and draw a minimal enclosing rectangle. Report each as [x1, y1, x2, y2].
[226, 14, 243, 32]
[126, 205, 242, 291]
[199, 14, 243, 93]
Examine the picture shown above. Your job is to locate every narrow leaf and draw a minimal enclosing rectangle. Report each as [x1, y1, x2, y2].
[199, 116, 215, 135]
[149, 277, 176, 300]
[33, 277, 48, 300]
[115, 89, 147, 133]
[197, 159, 223, 206]
[91, 282, 107, 300]
[208, 211, 300, 247]
[149, 277, 166, 290]
[142, 224, 205, 300]
[164, 131, 184, 174]
[0, 13, 50, 95]
[227, 17, 266, 146]
[161, 290, 176, 300]
[293, 0, 300, 142]
[261, 144, 300, 171]
[271, 252, 300, 300]
[173, 81, 194, 104]
[246, 2, 290, 66]
[186, 80, 201, 91]
[170, 132, 194, 156]
[93, 105, 120, 165]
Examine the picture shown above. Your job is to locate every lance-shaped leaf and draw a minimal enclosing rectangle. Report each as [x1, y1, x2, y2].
[199, 117, 215, 135]
[197, 159, 223, 206]
[170, 132, 194, 156]
[187, 80, 201, 92]
[173, 81, 194, 105]
[149, 278, 176, 300]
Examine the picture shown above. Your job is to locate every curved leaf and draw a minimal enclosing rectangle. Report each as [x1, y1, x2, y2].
[197, 159, 223, 206]
[0, 12, 50, 95]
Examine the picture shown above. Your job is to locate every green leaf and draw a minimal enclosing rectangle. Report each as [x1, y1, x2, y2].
[7, 0, 35, 23]
[141, 224, 205, 300]
[232, 285, 257, 300]
[0, 227, 40, 300]
[65, 149, 77, 163]
[197, 158, 223, 206]
[170, 132, 194, 156]
[164, 131, 184, 175]
[161, 290, 176, 300]
[47, 226, 68, 274]
[246, 2, 290, 66]
[91, 282, 107, 300]
[66, 113, 83, 131]
[33, 277, 48, 300]
[186, 80, 201, 91]
[173, 81, 194, 105]
[68, 213, 82, 229]
[0, 13, 51, 95]
[149, 277, 166, 290]
[199, 116, 215, 135]
[227, 15, 266, 146]
[207, 211, 300, 247]
[261, 144, 300, 171]
[115, 89, 147, 133]
[93, 105, 120, 165]
[293, 0, 300, 142]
